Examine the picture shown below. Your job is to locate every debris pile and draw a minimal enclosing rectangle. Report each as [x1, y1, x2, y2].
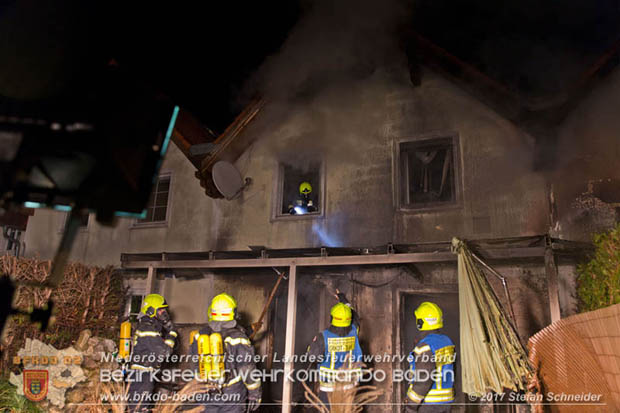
[0, 255, 124, 374]
[9, 331, 120, 412]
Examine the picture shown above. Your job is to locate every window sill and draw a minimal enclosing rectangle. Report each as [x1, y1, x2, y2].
[397, 203, 462, 214]
[271, 212, 324, 222]
[131, 221, 169, 229]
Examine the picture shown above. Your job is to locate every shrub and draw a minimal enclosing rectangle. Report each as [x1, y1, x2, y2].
[0, 378, 43, 413]
[577, 223, 620, 312]
[0, 255, 125, 377]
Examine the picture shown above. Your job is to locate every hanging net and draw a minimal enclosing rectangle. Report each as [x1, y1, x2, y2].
[452, 237, 533, 396]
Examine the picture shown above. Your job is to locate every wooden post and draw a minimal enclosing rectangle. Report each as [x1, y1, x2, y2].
[282, 264, 297, 413]
[544, 247, 561, 323]
[318, 285, 326, 331]
[145, 266, 156, 294]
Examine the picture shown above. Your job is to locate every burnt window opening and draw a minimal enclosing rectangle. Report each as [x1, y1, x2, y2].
[274, 161, 323, 219]
[399, 136, 459, 209]
[136, 174, 171, 225]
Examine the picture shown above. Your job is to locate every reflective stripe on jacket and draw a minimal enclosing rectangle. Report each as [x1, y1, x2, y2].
[129, 316, 176, 369]
[408, 333, 456, 404]
[318, 327, 362, 392]
[189, 324, 262, 395]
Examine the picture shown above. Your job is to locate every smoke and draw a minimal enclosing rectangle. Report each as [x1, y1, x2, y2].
[233, 0, 620, 243]
[241, 0, 410, 167]
[251, 0, 409, 101]
[550, 68, 620, 238]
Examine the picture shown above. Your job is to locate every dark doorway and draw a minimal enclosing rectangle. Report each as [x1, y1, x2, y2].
[265, 273, 323, 412]
[400, 292, 465, 410]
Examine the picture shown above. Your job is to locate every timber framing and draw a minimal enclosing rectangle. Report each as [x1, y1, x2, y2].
[121, 234, 590, 413]
[120, 235, 589, 269]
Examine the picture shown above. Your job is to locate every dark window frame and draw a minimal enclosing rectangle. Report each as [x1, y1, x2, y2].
[133, 172, 172, 228]
[393, 132, 462, 212]
[271, 161, 326, 221]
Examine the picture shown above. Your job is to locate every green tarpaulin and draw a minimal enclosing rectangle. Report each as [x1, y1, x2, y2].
[452, 238, 533, 396]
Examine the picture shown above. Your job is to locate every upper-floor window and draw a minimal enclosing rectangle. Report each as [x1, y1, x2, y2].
[135, 174, 171, 226]
[272, 161, 324, 220]
[395, 134, 461, 210]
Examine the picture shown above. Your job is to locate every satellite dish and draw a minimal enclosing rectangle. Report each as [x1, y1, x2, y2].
[211, 161, 248, 200]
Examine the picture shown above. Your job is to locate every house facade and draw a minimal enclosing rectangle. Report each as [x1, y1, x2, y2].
[19, 62, 620, 411]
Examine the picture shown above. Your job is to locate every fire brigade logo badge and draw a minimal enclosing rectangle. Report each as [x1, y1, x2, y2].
[23, 370, 48, 402]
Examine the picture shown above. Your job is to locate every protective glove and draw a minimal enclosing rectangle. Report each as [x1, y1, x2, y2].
[247, 397, 261, 412]
[336, 290, 350, 305]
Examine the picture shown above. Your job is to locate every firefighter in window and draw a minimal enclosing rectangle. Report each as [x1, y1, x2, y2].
[305, 290, 363, 408]
[288, 181, 317, 215]
[189, 293, 262, 413]
[127, 294, 178, 413]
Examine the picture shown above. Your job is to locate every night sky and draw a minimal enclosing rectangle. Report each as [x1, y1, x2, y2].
[1, 0, 619, 133]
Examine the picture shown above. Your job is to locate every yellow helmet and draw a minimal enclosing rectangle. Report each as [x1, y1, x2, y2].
[414, 302, 443, 331]
[141, 294, 168, 318]
[330, 303, 352, 327]
[210, 293, 237, 321]
[207, 304, 213, 322]
[299, 182, 312, 195]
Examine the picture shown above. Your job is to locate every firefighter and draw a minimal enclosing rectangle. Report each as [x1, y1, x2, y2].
[288, 181, 317, 215]
[404, 302, 456, 413]
[306, 291, 363, 407]
[127, 293, 178, 413]
[189, 293, 261, 413]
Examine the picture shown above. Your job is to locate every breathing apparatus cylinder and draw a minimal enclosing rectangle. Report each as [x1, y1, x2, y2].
[119, 321, 132, 359]
[210, 332, 225, 380]
[197, 334, 212, 380]
[189, 329, 199, 345]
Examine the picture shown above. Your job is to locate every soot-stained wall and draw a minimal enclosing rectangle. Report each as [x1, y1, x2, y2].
[553, 67, 620, 241]
[23, 65, 555, 260]
[213, 67, 549, 251]
[120, 259, 572, 412]
[293, 262, 561, 413]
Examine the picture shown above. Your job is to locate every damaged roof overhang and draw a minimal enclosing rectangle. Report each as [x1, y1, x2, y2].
[406, 31, 620, 169]
[172, 32, 620, 189]
[167, 2, 620, 183]
[170, 98, 265, 198]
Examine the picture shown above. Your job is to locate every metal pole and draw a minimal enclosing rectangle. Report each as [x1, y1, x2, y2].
[45, 209, 82, 287]
[469, 252, 518, 326]
[282, 264, 297, 413]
